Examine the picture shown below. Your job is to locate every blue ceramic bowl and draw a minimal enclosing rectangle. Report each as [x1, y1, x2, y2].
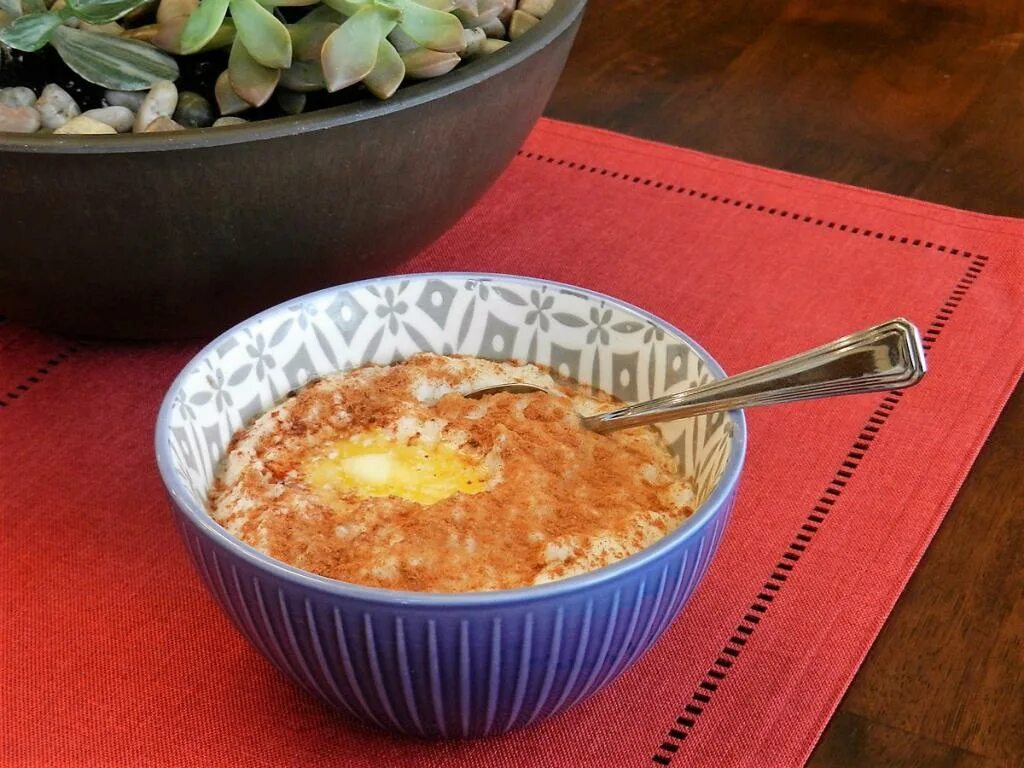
[155, 273, 746, 738]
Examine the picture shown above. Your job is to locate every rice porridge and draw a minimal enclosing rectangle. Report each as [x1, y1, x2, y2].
[209, 353, 696, 592]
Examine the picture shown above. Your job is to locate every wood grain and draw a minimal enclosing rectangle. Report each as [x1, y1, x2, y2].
[545, 2, 1024, 764]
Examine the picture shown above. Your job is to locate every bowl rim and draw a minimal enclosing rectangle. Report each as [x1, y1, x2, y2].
[0, 0, 587, 155]
[155, 271, 748, 607]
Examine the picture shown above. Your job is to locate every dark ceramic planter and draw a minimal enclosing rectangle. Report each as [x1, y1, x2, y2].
[0, 1, 586, 339]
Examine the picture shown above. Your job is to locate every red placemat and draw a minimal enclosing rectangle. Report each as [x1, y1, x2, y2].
[2, 119, 1022, 768]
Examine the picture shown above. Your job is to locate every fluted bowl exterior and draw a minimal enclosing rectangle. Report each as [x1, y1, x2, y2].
[173, 485, 735, 738]
[156, 272, 746, 737]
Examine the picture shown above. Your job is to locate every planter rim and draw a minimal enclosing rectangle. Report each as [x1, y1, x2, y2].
[0, 0, 586, 155]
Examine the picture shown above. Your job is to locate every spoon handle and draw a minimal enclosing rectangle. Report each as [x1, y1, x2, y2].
[583, 318, 927, 434]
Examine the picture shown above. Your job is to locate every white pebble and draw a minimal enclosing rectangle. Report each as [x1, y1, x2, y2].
[104, 89, 145, 111]
[0, 87, 36, 108]
[53, 115, 117, 135]
[133, 80, 178, 132]
[35, 84, 81, 130]
[0, 104, 41, 133]
[479, 38, 509, 54]
[517, 0, 554, 18]
[508, 8, 539, 39]
[479, 17, 505, 37]
[461, 26, 487, 57]
[143, 116, 185, 132]
[212, 116, 248, 127]
[82, 106, 134, 133]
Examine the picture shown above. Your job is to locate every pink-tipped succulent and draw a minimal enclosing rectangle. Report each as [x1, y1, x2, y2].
[0, 0, 554, 121]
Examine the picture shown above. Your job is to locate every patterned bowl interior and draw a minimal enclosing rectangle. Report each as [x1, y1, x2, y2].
[166, 274, 734, 535]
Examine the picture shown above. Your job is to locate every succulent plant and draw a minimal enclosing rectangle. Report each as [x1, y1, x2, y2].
[0, 0, 178, 89]
[0, 0, 554, 121]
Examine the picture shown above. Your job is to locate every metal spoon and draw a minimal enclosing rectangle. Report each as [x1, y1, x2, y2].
[466, 318, 926, 434]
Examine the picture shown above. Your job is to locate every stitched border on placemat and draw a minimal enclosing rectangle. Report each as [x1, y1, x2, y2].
[0, 154, 984, 412]
[0, 148, 998, 763]
[511, 150, 990, 765]
[0, 344, 80, 409]
[519, 150, 977, 258]
[643, 257, 988, 764]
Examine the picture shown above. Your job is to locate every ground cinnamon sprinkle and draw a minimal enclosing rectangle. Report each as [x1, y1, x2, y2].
[209, 353, 696, 592]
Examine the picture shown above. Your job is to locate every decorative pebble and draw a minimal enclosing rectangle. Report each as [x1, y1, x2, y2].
[508, 9, 539, 39]
[53, 115, 117, 135]
[104, 89, 146, 111]
[172, 91, 214, 128]
[517, 0, 554, 18]
[0, 87, 37, 108]
[0, 104, 42, 134]
[479, 17, 505, 38]
[461, 26, 487, 57]
[478, 38, 509, 55]
[133, 80, 178, 132]
[35, 84, 81, 130]
[82, 106, 135, 133]
[212, 116, 248, 127]
[275, 90, 306, 116]
[143, 116, 185, 132]
[456, 0, 503, 28]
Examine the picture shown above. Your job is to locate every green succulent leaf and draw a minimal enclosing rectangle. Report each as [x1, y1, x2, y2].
[51, 25, 179, 89]
[228, 35, 279, 105]
[65, 0, 152, 24]
[156, 0, 196, 23]
[320, 3, 398, 92]
[295, 4, 343, 25]
[0, 0, 24, 16]
[0, 10, 61, 51]
[392, 0, 462, 52]
[363, 37, 403, 98]
[414, 0, 455, 10]
[198, 16, 234, 48]
[289, 20, 335, 61]
[258, 0, 319, 6]
[279, 59, 325, 91]
[214, 67, 250, 113]
[321, 0, 363, 15]
[179, 0, 229, 54]
[229, 0, 291, 68]
[399, 46, 457, 78]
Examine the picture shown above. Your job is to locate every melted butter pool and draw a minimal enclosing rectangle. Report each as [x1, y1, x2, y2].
[304, 430, 490, 506]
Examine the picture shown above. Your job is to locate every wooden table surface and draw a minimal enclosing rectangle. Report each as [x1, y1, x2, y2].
[546, 2, 1023, 765]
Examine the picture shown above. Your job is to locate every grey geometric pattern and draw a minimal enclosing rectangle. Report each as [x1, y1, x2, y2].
[611, 351, 639, 402]
[165, 275, 734, 513]
[416, 278, 459, 328]
[326, 292, 368, 344]
[549, 342, 582, 382]
[478, 312, 519, 360]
